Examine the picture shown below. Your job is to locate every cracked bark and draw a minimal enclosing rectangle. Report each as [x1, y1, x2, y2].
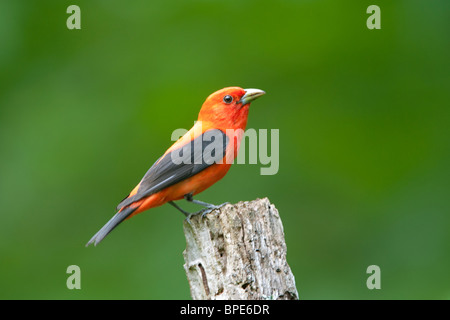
[182, 198, 299, 300]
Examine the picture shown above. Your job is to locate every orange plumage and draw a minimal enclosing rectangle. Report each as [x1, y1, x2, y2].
[87, 87, 265, 246]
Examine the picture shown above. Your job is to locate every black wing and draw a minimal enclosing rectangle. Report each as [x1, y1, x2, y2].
[86, 129, 229, 246]
[86, 205, 137, 246]
[116, 129, 228, 211]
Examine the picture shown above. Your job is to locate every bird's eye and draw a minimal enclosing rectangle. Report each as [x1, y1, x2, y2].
[223, 95, 233, 104]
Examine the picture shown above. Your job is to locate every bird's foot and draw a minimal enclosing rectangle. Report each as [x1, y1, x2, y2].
[200, 202, 230, 218]
[185, 213, 194, 226]
[185, 208, 209, 225]
[185, 202, 230, 224]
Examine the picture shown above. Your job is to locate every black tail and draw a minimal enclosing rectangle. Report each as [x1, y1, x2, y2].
[86, 206, 137, 247]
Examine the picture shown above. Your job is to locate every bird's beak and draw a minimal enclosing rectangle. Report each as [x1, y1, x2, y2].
[239, 88, 266, 105]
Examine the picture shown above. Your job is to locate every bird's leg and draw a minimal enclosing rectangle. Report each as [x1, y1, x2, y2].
[168, 201, 200, 225]
[169, 198, 212, 224]
[184, 193, 229, 218]
[168, 201, 190, 217]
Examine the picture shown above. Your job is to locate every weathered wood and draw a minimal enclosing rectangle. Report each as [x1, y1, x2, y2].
[183, 198, 299, 300]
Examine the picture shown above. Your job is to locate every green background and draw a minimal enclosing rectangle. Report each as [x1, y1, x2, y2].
[1, 0, 449, 299]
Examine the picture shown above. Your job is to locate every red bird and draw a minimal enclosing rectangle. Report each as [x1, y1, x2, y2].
[86, 87, 265, 246]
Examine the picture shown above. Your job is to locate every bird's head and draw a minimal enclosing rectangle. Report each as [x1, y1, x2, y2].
[198, 87, 265, 129]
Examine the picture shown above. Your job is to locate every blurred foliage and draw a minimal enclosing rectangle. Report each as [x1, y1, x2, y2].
[0, 0, 449, 299]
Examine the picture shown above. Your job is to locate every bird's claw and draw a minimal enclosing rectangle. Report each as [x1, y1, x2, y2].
[185, 209, 206, 225]
[200, 202, 230, 218]
[200, 208, 213, 219]
[184, 202, 230, 223]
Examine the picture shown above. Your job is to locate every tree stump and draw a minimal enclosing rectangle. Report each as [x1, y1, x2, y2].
[182, 197, 299, 300]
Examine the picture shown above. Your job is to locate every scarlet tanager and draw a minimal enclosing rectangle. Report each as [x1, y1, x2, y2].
[86, 87, 265, 246]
